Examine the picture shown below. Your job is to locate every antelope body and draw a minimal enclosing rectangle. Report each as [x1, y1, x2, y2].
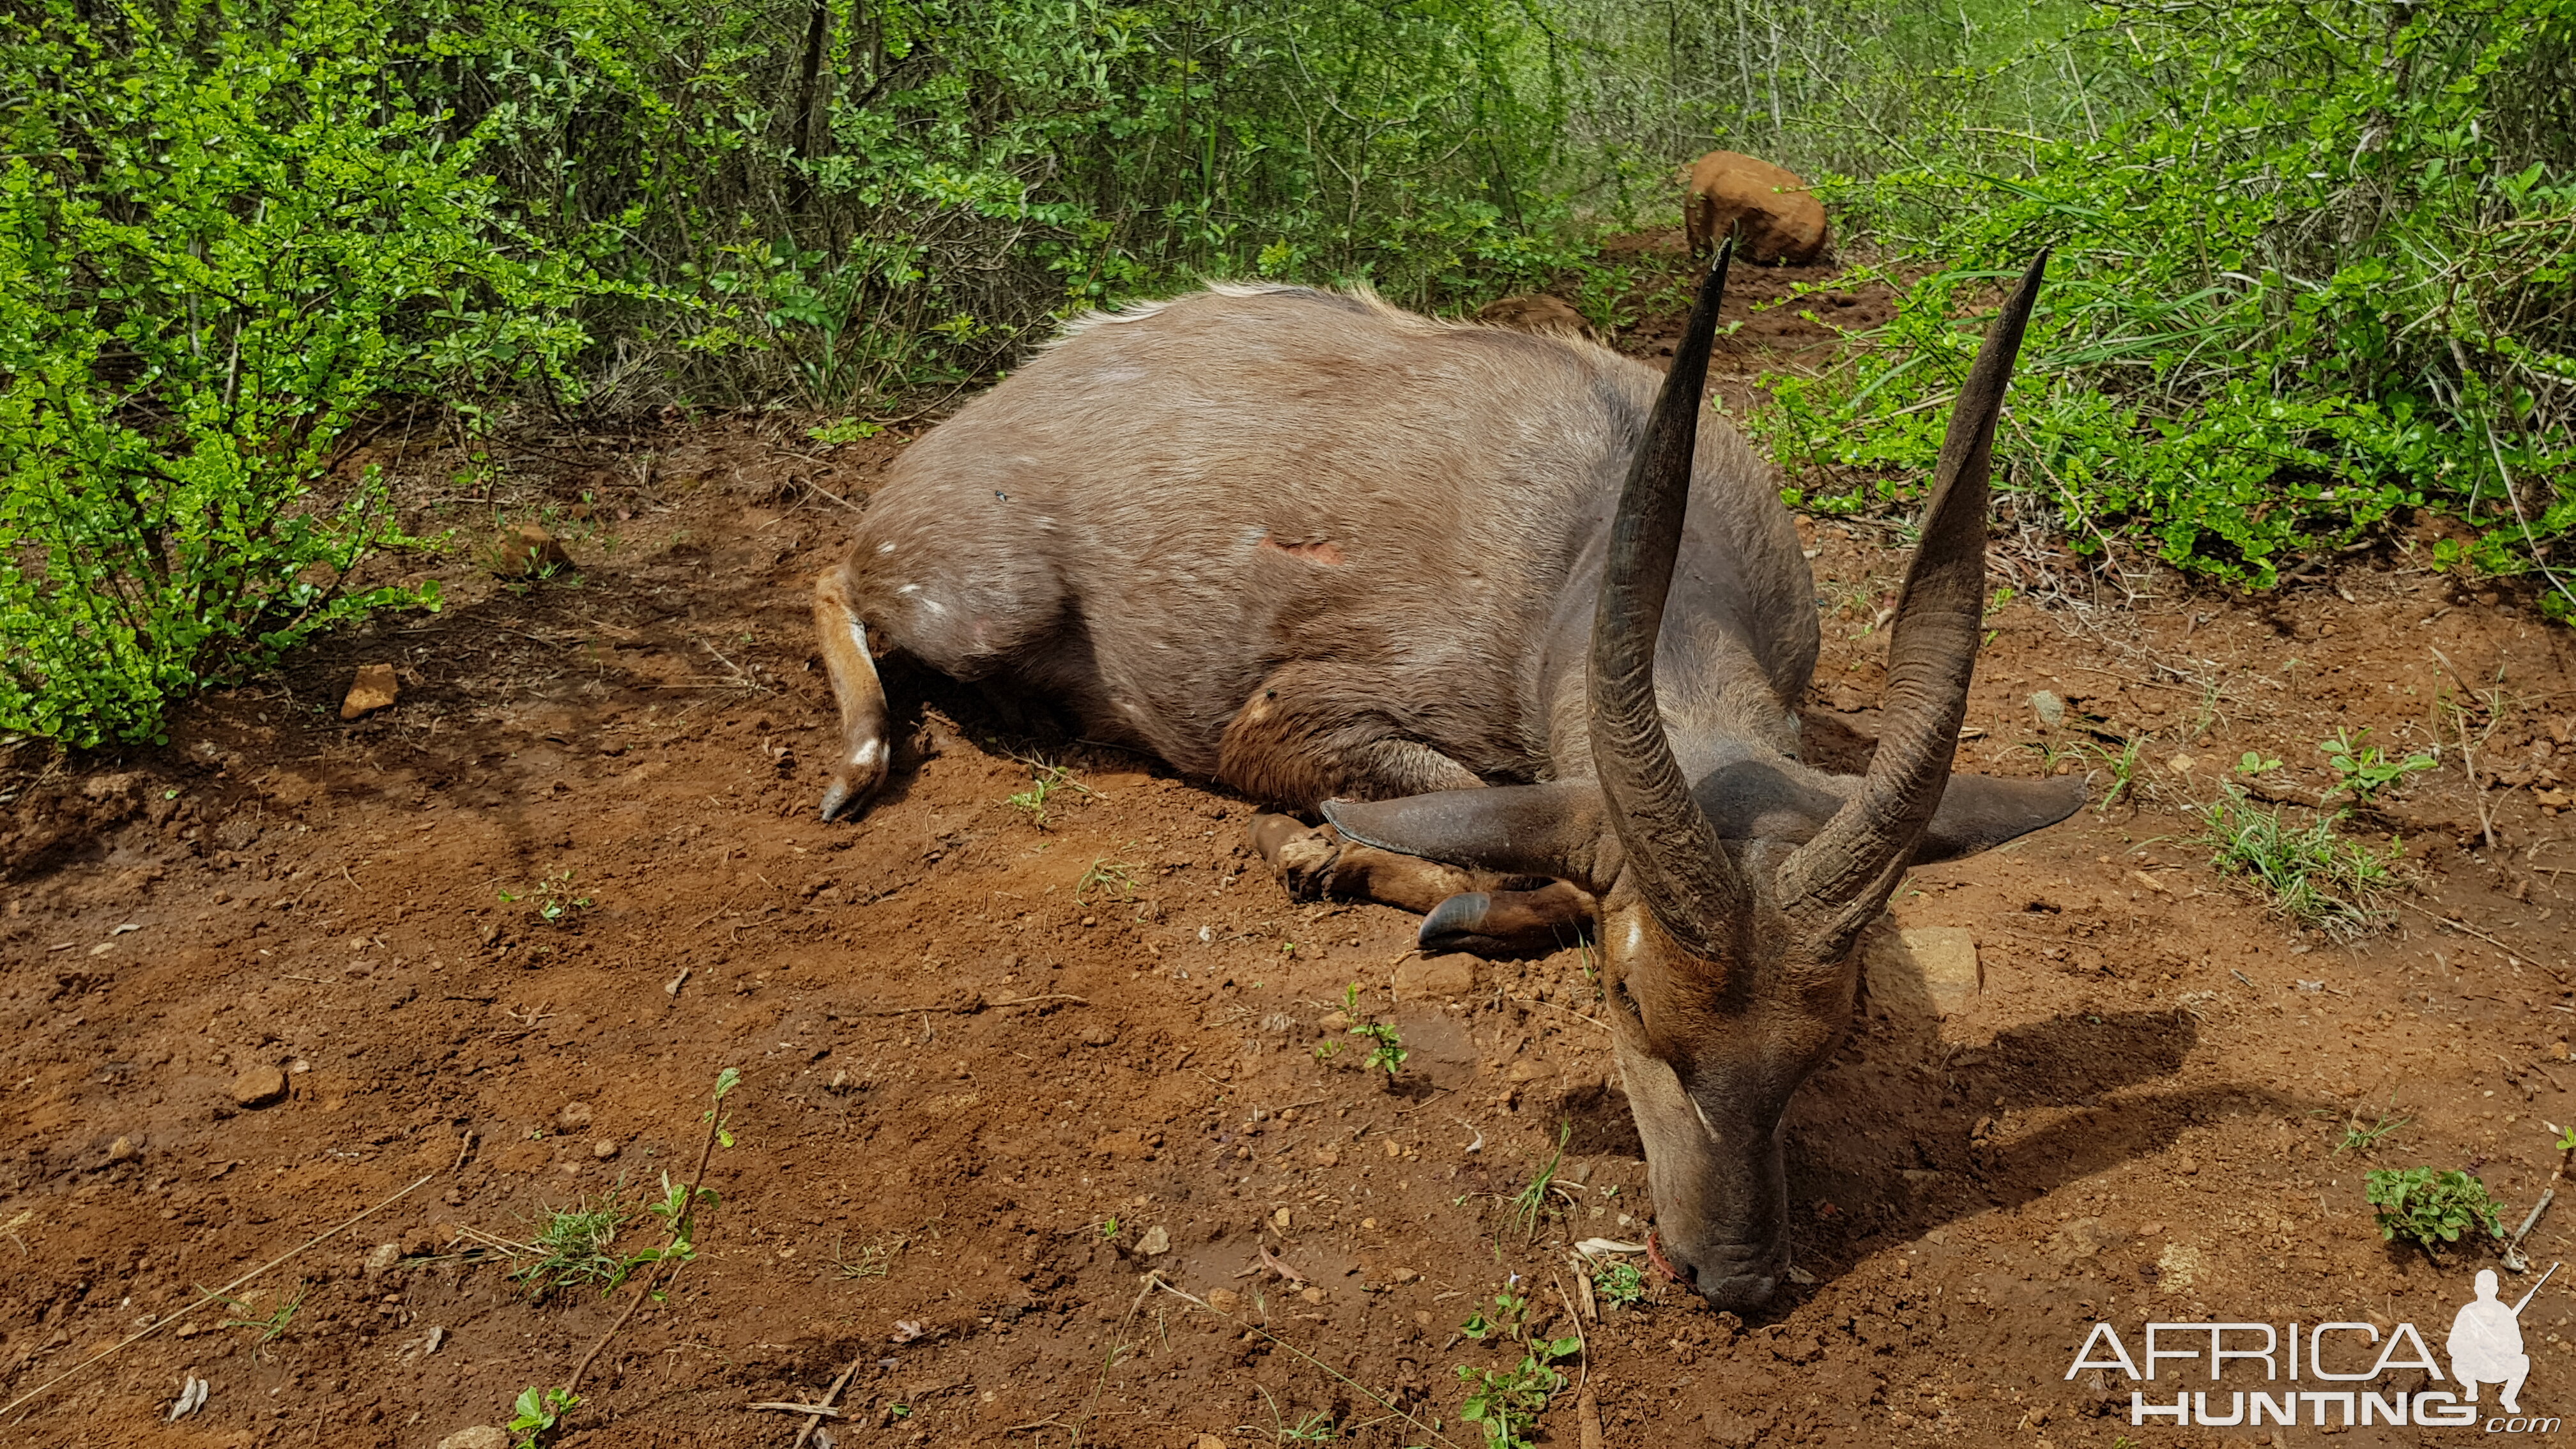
[813, 252, 2078, 1309]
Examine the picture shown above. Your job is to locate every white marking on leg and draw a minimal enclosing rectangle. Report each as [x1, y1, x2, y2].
[850, 739, 883, 770]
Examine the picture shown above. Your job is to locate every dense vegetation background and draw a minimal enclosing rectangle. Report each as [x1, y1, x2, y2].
[3, 0, 2573, 745]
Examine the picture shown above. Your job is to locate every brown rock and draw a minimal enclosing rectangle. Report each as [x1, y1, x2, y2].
[436, 1430, 510, 1449]
[231, 1065, 288, 1108]
[1860, 923, 1981, 1018]
[592, 1138, 620, 1161]
[1392, 954, 1475, 1001]
[1682, 150, 1830, 264]
[364, 1241, 403, 1277]
[490, 523, 574, 578]
[107, 1135, 142, 1163]
[339, 663, 399, 720]
[1474, 295, 1598, 341]
[556, 1102, 593, 1133]
[1205, 1287, 1243, 1315]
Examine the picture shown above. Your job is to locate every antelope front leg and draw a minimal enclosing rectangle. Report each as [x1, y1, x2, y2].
[814, 567, 892, 821]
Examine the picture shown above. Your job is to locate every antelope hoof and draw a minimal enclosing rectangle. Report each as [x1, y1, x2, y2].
[1418, 891, 1495, 953]
[1249, 815, 1342, 901]
[820, 740, 890, 822]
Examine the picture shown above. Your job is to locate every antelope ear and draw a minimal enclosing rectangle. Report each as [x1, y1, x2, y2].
[1913, 774, 2086, 864]
[1321, 783, 1617, 891]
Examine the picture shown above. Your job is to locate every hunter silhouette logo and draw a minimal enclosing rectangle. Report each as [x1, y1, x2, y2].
[2066, 1262, 2562, 1432]
[2451, 1265, 2551, 1416]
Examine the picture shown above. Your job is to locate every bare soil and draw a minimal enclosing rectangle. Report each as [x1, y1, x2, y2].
[7, 263, 2576, 1449]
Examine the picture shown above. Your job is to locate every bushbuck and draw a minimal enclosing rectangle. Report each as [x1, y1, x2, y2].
[811, 245, 2078, 1308]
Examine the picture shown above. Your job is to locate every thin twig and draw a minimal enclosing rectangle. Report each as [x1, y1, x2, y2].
[562, 1075, 733, 1401]
[790, 1338, 874, 1449]
[2395, 898, 2565, 981]
[847, 993, 1087, 1018]
[2, 1173, 434, 1418]
[1145, 1277, 1460, 1447]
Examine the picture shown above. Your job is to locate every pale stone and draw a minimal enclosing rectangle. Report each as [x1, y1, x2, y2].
[1861, 923, 1981, 1019]
[1392, 954, 1474, 1001]
[339, 663, 398, 720]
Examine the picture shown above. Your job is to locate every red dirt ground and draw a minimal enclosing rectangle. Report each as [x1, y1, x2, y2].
[6, 261, 2576, 1449]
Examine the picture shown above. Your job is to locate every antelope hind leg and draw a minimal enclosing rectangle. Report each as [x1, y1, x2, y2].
[814, 567, 893, 821]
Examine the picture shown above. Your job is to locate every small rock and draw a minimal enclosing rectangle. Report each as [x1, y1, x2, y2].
[2029, 690, 2066, 728]
[107, 1135, 142, 1163]
[1300, 1286, 1327, 1305]
[364, 1241, 402, 1276]
[1392, 954, 1475, 1001]
[1205, 1287, 1243, 1315]
[1317, 1010, 1351, 1031]
[1313, 1147, 1341, 1168]
[436, 1429, 510, 1449]
[1138, 1225, 1171, 1256]
[339, 663, 399, 721]
[1505, 1061, 1542, 1084]
[1860, 924, 1981, 1018]
[231, 1066, 288, 1109]
[1273, 1207, 1292, 1231]
[1078, 1025, 1117, 1047]
[556, 1102, 593, 1133]
[490, 523, 574, 578]
[2168, 753, 2198, 777]
[592, 1138, 620, 1160]
[1195, 1436, 1229, 1449]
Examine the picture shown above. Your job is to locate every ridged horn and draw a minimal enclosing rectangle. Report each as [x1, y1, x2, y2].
[1588, 238, 1745, 958]
[1774, 252, 2050, 945]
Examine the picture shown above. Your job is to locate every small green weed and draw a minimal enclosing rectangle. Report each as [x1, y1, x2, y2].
[2092, 737, 2143, 813]
[2235, 751, 2282, 778]
[806, 417, 885, 445]
[500, 870, 593, 926]
[2331, 1101, 2414, 1156]
[2365, 1166, 2506, 1251]
[1593, 1260, 1648, 1308]
[2192, 788, 2398, 939]
[508, 1385, 578, 1448]
[1507, 1123, 1572, 1241]
[211, 1281, 305, 1344]
[1076, 857, 1140, 905]
[2023, 739, 2082, 776]
[1340, 983, 1407, 1078]
[2320, 728, 2437, 806]
[1007, 763, 1092, 828]
[509, 1192, 634, 1299]
[1454, 1288, 1582, 1449]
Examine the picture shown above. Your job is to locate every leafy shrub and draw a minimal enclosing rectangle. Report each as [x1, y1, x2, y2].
[2366, 1166, 2508, 1250]
[0, 0, 599, 746]
[1754, 0, 2576, 602]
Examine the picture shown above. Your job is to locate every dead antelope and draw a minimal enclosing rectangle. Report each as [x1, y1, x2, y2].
[811, 245, 2077, 1308]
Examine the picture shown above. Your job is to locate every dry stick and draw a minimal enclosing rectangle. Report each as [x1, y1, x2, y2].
[2394, 898, 2568, 984]
[2, 1172, 434, 1420]
[562, 1080, 731, 1402]
[1144, 1277, 1460, 1448]
[848, 993, 1088, 1018]
[789, 1341, 873, 1449]
[2430, 646, 2501, 850]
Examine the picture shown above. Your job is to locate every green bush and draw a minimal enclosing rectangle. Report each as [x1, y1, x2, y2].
[0, 0, 599, 746]
[2365, 1165, 2508, 1250]
[1752, 0, 2576, 600]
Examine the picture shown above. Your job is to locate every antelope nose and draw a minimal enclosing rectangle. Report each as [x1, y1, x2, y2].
[1664, 1239, 1787, 1312]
